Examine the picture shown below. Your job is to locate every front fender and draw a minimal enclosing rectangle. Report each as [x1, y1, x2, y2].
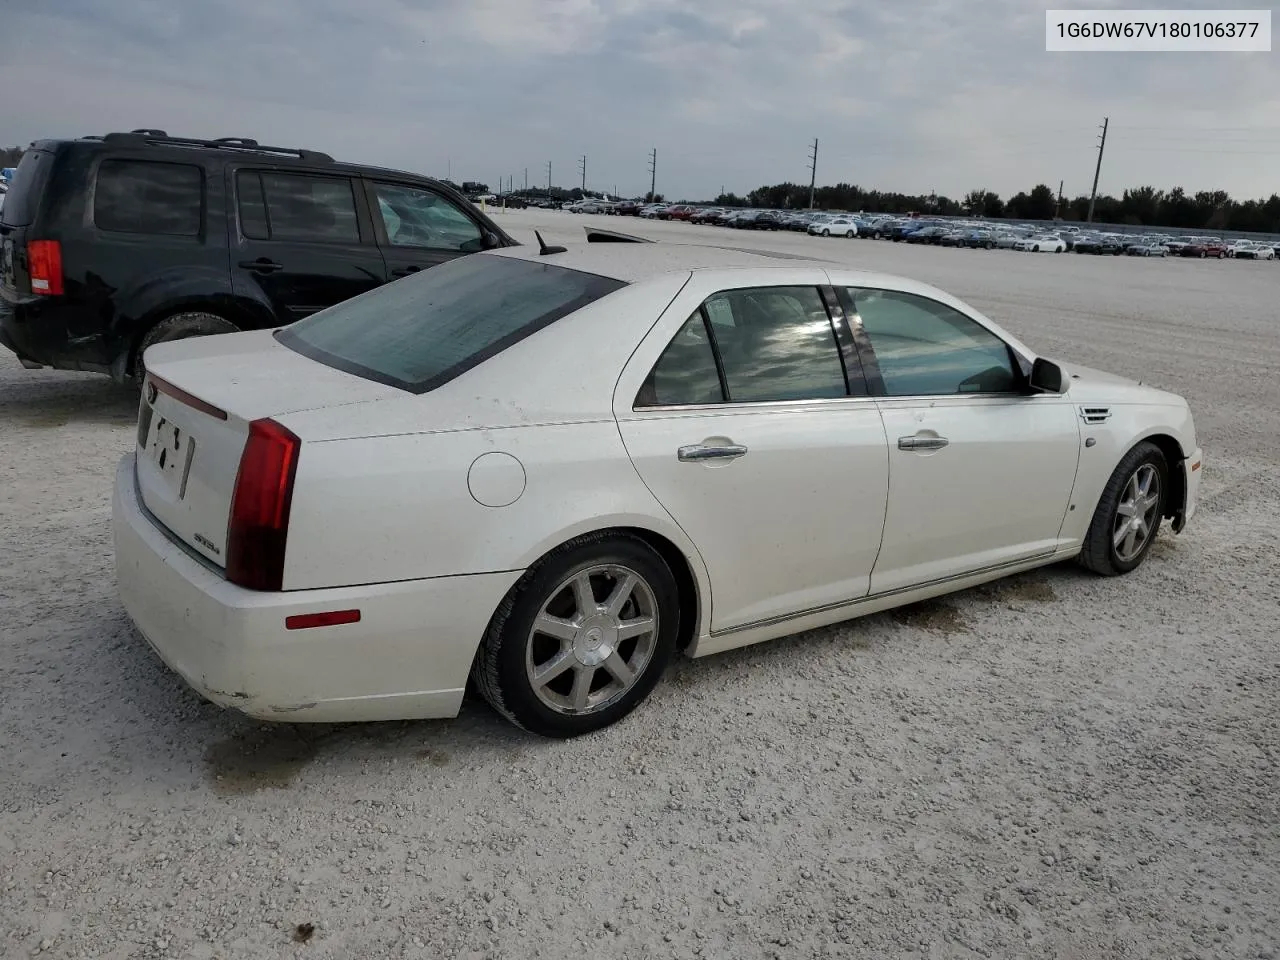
[1060, 403, 1197, 545]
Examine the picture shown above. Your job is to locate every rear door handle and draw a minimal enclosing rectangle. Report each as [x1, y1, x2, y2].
[238, 258, 284, 274]
[898, 436, 949, 451]
[678, 443, 748, 462]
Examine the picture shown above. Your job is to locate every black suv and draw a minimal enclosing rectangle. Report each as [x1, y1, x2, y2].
[0, 130, 516, 383]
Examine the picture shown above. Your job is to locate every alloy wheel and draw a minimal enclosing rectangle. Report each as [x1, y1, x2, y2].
[525, 564, 659, 716]
[1113, 464, 1161, 562]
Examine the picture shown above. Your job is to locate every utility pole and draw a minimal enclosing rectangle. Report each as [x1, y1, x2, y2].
[1056, 179, 1064, 219]
[546, 161, 552, 201]
[579, 155, 587, 193]
[524, 168, 528, 193]
[807, 138, 819, 210]
[1087, 117, 1108, 223]
[647, 148, 657, 202]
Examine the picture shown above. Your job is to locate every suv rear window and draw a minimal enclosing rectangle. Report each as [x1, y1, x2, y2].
[277, 254, 625, 393]
[94, 160, 202, 236]
[0, 149, 54, 227]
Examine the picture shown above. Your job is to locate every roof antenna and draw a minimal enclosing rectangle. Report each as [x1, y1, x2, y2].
[535, 230, 567, 255]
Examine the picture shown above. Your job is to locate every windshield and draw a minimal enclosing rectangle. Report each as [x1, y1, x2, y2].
[278, 254, 626, 393]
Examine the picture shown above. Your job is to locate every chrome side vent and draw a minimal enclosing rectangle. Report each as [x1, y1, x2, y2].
[1079, 405, 1112, 425]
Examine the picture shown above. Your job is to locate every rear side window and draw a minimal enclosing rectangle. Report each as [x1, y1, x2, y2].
[94, 160, 202, 236]
[238, 171, 360, 243]
[636, 286, 848, 406]
[0, 149, 55, 227]
[277, 255, 626, 393]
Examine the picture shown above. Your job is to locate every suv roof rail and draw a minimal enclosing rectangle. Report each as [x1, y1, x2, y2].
[99, 131, 334, 163]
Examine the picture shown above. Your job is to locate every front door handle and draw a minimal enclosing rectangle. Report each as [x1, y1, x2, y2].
[390, 265, 422, 278]
[678, 442, 748, 462]
[898, 436, 949, 451]
[238, 258, 284, 274]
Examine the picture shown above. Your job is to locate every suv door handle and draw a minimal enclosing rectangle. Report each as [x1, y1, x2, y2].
[238, 258, 284, 274]
[678, 442, 748, 462]
[390, 265, 422, 278]
[898, 436, 949, 451]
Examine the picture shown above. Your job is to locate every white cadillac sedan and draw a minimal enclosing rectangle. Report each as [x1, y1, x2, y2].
[113, 240, 1202, 738]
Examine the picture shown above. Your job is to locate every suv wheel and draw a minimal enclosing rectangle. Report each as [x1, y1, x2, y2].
[133, 312, 240, 387]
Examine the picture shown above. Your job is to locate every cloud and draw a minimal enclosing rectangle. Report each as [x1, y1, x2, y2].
[1, 0, 1277, 201]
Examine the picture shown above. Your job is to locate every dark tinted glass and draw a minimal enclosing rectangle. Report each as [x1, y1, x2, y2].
[94, 160, 202, 236]
[279, 255, 626, 393]
[258, 173, 359, 243]
[236, 171, 269, 240]
[707, 286, 846, 402]
[0, 148, 54, 227]
[636, 311, 724, 406]
[850, 288, 1018, 396]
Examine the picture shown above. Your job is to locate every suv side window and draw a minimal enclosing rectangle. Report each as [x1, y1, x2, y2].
[849, 288, 1019, 396]
[636, 286, 847, 406]
[237, 171, 360, 243]
[94, 160, 202, 236]
[371, 182, 483, 252]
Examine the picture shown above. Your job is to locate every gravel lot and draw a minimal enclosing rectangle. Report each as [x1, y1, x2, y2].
[2, 211, 1277, 960]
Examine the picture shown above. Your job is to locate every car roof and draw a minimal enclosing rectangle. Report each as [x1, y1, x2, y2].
[482, 240, 930, 291]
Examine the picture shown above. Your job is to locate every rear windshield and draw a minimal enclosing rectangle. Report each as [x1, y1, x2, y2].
[0, 149, 54, 227]
[277, 254, 626, 393]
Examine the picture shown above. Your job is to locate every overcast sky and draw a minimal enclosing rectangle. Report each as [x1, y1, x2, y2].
[1, 0, 1277, 201]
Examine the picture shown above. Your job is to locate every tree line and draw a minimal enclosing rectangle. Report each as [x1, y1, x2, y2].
[711, 181, 1280, 233]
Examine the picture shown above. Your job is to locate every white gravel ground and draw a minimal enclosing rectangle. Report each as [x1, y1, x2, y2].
[2, 211, 1277, 960]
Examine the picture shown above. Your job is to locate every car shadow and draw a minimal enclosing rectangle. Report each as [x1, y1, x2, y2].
[0, 370, 138, 428]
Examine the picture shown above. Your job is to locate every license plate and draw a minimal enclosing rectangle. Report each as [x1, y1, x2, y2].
[146, 412, 197, 500]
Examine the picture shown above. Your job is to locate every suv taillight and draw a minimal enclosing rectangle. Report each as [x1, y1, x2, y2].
[28, 240, 64, 295]
[226, 419, 300, 591]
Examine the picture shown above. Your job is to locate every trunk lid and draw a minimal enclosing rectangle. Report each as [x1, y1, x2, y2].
[135, 330, 402, 566]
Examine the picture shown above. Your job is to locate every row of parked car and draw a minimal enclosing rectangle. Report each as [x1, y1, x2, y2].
[584, 202, 1278, 260]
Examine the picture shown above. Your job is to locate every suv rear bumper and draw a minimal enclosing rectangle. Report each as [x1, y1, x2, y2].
[0, 287, 112, 372]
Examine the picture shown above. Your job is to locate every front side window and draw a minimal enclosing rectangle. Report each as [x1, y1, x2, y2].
[849, 288, 1019, 396]
[636, 286, 847, 406]
[238, 171, 360, 243]
[94, 160, 202, 236]
[279, 255, 625, 393]
[371, 182, 484, 252]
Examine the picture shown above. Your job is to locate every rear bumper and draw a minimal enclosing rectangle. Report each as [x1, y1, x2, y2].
[0, 287, 112, 371]
[111, 454, 522, 722]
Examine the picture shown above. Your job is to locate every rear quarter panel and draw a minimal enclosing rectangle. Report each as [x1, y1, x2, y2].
[279, 417, 713, 607]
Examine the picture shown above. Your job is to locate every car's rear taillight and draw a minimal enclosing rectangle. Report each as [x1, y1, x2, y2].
[28, 240, 64, 295]
[226, 419, 300, 591]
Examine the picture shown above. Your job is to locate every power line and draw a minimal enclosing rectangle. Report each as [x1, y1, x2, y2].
[1087, 117, 1108, 223]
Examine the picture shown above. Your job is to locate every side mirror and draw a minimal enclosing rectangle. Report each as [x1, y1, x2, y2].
[1029, 357, 1068, 394]
[482, 231, 501, 250]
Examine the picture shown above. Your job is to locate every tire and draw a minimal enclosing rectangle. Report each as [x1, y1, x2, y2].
[472, 532, 680, 738]
[1218, 251, 1226, 259]
[821, 228, 830, 237]
[984, 241, 994, 250]
[132, 311, 240, 387]
[1078, 441, 1168, 576]
[873, 230, 882, 239]
[846, 230, 855, 238]
[1199, 251, 1206, 258]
